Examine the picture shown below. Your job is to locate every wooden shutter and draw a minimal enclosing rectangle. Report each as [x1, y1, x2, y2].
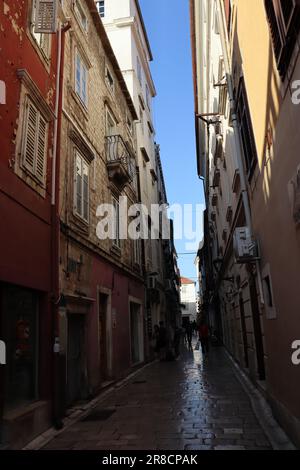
[75, 152, 82, 216]
[264, 0, 285, 64]
[82, 160, 89, 222]
[265, 0, 300, 79]
[23, 100, 38, 173]
[34, 0, 57, 34]
[279, 0, 297, 32]
[36, 114, 47, 182]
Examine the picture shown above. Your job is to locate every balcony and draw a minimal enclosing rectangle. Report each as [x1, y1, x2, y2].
[105, 135, 135, 188]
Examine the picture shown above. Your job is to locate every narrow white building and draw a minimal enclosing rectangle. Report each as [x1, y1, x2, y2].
[180, 277, 197, 325]
[99, 0, 166, 330]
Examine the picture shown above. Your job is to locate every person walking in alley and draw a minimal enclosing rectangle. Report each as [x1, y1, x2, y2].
[198, 320, 210, 357]
[185, 321, 193, 351]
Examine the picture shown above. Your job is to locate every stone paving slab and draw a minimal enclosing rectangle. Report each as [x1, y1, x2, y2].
[41, 346, 273, 451]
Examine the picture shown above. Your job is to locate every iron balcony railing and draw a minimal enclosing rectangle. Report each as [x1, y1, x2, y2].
[105, 134, 135, 183]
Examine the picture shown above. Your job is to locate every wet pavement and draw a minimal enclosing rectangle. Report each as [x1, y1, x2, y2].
[42, 342, 272, 450]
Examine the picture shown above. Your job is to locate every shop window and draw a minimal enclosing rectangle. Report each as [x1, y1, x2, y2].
[1, 285, 39, 411]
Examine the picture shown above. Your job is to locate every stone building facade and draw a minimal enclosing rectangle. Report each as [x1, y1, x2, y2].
[191, 0, 300, 446]
[58, 0, 144, 407]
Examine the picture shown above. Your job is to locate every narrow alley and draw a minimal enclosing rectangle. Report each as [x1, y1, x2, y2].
[38, 344, 271, 451]
[1, 0, 300, 455]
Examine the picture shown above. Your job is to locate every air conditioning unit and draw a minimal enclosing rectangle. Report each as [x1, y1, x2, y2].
[233, 227, 259, 263]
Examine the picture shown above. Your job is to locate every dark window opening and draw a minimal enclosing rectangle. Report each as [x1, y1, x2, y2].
[263, 275, 274, 308]
[264, 0, 300, 79]
[236, 78, 258, 179]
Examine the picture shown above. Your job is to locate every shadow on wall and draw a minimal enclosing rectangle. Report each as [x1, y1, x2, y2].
[230, 6, 300, 445]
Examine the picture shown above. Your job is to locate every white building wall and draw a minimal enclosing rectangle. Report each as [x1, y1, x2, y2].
[181, 282, 197, 322]
[100, 0, 164, 311]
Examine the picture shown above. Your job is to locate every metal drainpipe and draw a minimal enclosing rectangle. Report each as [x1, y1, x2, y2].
[51, 18, 71, 429]
[215, 0, 264, 305]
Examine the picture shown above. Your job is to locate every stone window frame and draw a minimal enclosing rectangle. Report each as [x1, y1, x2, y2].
[73, 0, 89, 34]
[74, 47, 88, 107]
[15, 69, 54, 198]
[69, 126, 95, 226]
[105, 64, 115, 96]
[73, 148, 90, 224]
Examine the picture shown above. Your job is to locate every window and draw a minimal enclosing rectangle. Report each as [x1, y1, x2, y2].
[74, 151, 89, 222]
[236, 78, 258, 178]
[2, 284, 39, 411]
[218, 57, 227, 116]
[105, 66, 114, 93]
[227, 1, 232, 37]
[75, 50, 88, 106]
[214, 4, 220, 34]
[133, 238, 141, 265]
[137, 56, 142, 85]
[31, 0, 50, 57]
[265, 0, 300, 79]
[126, 113, 133, 135]
[262, 264, 277, 319]
[22, 97, 47, 183]
[145, 84, 150, 109]
[96, 0, 105, 18]
[74, 0, 88, 32]
[113, 197, 120, 248]
[106, 108, 117, 136]
[139, 106, 144, 135]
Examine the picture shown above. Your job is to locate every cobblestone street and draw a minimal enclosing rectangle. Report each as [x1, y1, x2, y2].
[42, 344, 272, 451]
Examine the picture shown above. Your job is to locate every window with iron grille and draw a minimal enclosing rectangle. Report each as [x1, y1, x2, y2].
[264, 0, 300, 79]
[74, 151, 89, 223]
[22, 97, 48, 184]
[236, 78, 258, 179]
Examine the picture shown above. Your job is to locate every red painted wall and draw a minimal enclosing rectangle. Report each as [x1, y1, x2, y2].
[0, 1, 57, 289]
[89, 255, 144, 390]
[0, 1, 58, 415]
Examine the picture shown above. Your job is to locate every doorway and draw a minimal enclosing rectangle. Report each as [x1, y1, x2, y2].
[130, 302, 143, 365]
[67, 314, 86, 405]
[249, 274, 266, 380]
[98, 293, 109, 382]
[239, 294, 249, 368]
